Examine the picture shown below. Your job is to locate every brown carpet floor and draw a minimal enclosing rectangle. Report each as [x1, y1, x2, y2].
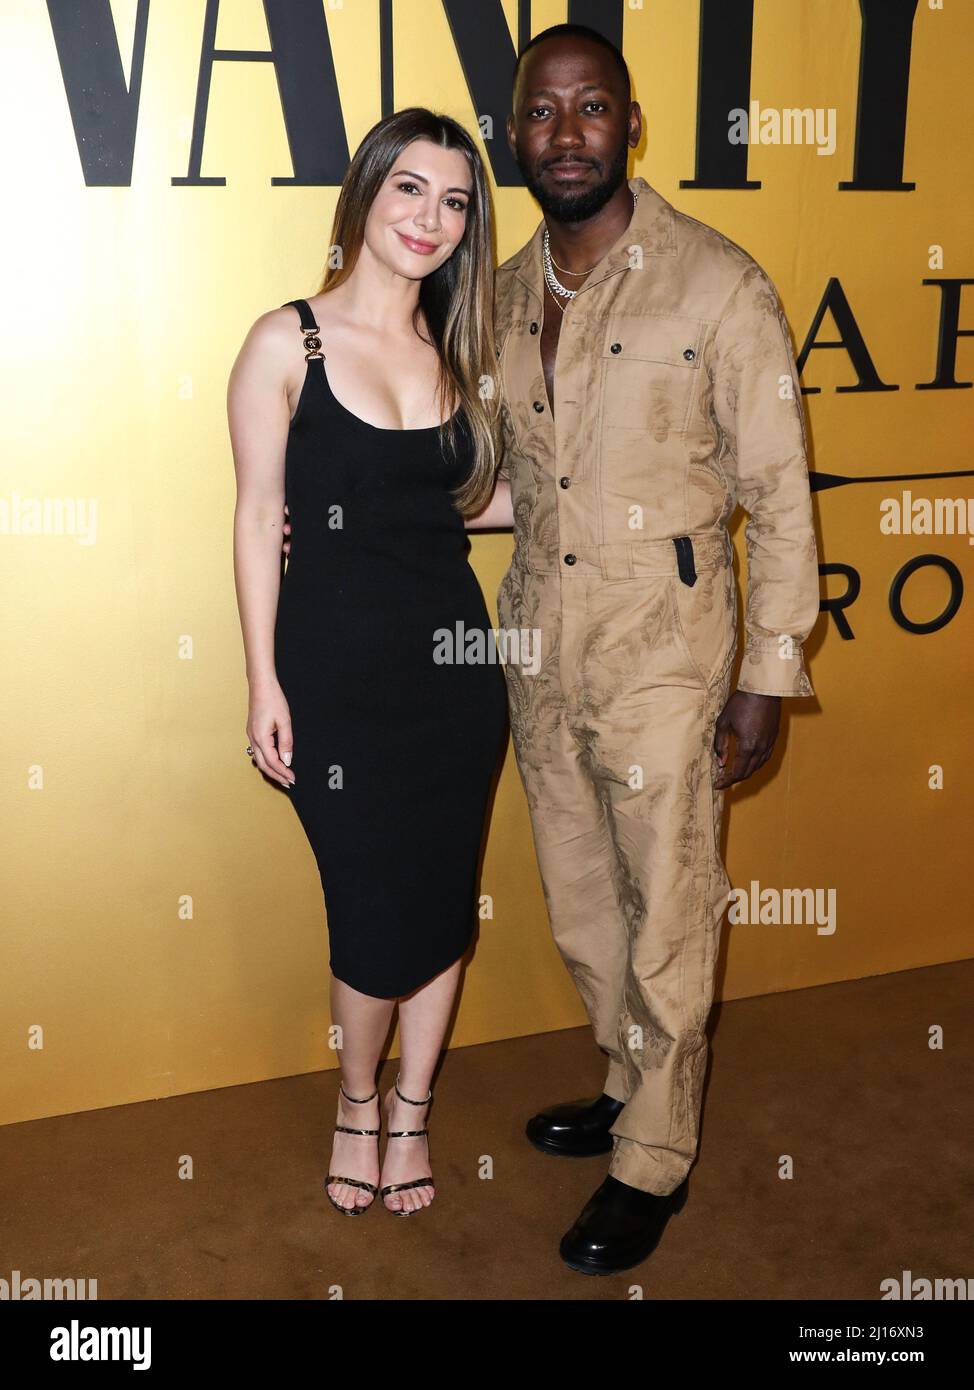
[2, 960, 971, 1300]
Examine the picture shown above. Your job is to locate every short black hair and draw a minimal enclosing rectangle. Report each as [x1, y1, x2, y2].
[512, 23, 631, 102]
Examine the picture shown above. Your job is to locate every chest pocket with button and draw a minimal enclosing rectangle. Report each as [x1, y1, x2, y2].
[600, 314, 707, 439]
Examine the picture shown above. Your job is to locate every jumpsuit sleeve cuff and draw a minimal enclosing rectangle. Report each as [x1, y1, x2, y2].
[737, 640, 815, 698]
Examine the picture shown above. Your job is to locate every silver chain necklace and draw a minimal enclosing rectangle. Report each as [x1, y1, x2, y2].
[542, 229, 579, 299]
[541, 187, 639, 302]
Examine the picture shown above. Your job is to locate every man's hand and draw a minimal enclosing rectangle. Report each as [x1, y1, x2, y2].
[282, 503, 291, 557]
[713, 690, 781, 789]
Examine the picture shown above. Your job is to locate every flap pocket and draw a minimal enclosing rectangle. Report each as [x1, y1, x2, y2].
[601, 314, 706, 368]
[600, 315, 708, 437]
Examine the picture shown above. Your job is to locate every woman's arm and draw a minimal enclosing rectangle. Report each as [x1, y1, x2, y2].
[227, 311, 296, 789]
[464, 476, 514, 530]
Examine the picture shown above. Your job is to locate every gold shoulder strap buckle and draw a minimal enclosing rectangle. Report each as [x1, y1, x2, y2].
[302, 328, 323, 360]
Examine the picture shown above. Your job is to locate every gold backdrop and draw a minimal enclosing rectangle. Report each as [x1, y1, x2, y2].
[3, 0, 972, 1124]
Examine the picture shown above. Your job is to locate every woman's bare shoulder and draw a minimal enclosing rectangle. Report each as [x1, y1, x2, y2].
[238, 303, 308, 369]
[228, 304, 307, 406]
[257, 301, 305, 347]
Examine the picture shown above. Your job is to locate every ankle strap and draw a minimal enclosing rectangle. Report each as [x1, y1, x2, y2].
[340, 1082, 378, 1105]
[395, 1072, 432, 1106]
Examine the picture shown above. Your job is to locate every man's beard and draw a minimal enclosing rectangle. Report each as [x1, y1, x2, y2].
[516, 141, 630, 223]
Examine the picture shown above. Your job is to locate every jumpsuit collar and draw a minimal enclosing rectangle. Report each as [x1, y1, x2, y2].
[509, 176, 679, 307]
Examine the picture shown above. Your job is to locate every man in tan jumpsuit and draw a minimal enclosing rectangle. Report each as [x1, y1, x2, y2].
[496, 24, 820, 1274]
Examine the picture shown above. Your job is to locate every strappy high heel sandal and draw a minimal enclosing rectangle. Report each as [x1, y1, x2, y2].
[380, 1073, 434, 1217]
[325, 1083, 380, 1216]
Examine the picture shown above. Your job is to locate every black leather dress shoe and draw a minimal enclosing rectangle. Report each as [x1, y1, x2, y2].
[525, 1093, 625, 1157]
[559, 1174, 690, 1275]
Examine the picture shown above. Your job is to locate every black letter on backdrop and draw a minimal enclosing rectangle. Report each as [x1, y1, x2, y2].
[173, 0, 349, 187]
[840, 0, 919, 192]
[441, 0, 522, 186]
[798, 279, 898, 396]
[567, 0, 623, 48]
[819, 565, 861, 641]
[440, 0, 624, 187]
[681, 0, 759, 191]
[916, 282, 974, 392]
[889, 556, 963, 634]
[682, 0, 921, 191]
[379, 0, 393, 122]
[48, 0, 151, 186]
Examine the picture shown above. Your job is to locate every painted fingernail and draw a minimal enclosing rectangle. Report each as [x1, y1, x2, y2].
[282, 751, 292, 766]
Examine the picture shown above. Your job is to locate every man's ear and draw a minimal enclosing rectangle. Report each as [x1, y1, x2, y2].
[629, 101, 643, 149]
[506, 113, 517, 159]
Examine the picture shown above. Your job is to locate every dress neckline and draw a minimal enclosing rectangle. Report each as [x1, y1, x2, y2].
[319, 357, 461, 434]
[286, 297, 460, 434]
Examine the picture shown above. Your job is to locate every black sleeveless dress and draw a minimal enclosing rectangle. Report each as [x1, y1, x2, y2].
[273, 298, 509, 999]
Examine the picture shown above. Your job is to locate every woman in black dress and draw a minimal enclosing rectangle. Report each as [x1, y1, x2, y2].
[228, 109, 512, 1217]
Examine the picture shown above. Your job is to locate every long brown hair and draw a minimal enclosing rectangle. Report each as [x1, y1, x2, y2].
[314, 108, 500, 517]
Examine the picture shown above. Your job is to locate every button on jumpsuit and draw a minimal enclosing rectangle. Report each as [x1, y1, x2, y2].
[494, 177, 820, 1196]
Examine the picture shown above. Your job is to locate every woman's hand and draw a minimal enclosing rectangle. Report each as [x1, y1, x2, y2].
[282, 503, 291, 557]
[247, 680, 296, 788]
